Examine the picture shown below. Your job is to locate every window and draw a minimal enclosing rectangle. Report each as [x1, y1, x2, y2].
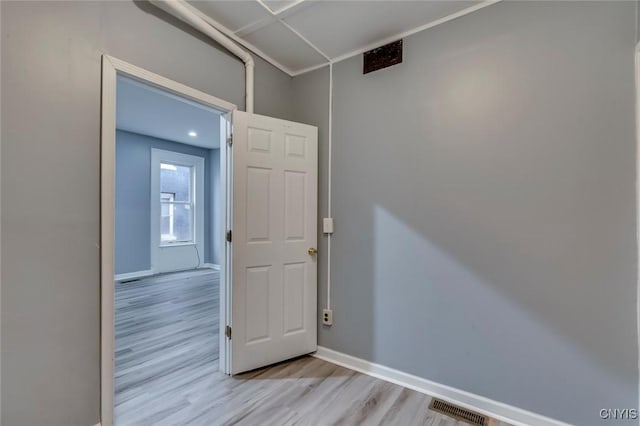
[160, 192, 175, 241]
[160, 162, 194, 244]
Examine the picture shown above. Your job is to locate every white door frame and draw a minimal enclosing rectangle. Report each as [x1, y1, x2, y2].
[100, 55, 236, 426]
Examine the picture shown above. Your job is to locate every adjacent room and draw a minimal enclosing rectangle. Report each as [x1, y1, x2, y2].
[1, 1, 639, 426]
[113, 75, 226, 424]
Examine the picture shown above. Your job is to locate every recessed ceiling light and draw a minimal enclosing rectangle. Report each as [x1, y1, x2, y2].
[188, 131, 197, 137]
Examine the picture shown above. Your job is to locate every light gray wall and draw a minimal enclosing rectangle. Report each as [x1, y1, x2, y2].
[115, 130, 220, 275]
[291, 66, 331, 333]
[0, 1, 293, 425]
[294, 2, 638, 425]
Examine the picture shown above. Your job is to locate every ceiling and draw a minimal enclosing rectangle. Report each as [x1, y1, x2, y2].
[186, 0, 494, 76]
[116, 76, 222, 149]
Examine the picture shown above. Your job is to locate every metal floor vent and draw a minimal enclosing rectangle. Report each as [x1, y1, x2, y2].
[429, 398, 487, 426]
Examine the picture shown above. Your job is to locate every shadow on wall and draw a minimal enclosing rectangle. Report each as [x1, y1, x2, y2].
[327, 2, 638, 424]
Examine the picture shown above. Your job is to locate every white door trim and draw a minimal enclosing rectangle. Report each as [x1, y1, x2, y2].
[101, 54, 236, 426]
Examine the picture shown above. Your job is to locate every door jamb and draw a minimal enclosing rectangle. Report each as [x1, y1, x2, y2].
[100, 55, 236, 426]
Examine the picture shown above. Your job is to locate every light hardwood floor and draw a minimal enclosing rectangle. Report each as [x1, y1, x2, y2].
[115, 270, 510, 426]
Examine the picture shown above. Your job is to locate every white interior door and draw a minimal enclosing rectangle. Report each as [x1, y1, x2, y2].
[230, 111, 318, 374]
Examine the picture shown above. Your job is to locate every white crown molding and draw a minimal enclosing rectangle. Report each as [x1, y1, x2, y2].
[314, 346, 572, 426]
[329, 0, 503, 66]
[290, 62, 330, 77]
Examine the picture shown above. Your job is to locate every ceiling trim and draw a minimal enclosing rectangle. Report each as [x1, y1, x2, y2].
[183, 1, 297, 75]
[235, 17, 275, 37]
[270, 0, 308, 17]
[291, 61, 330, 77]
[327, 0, 503, 66]
[234, 1, 313, 37]
[187, 0, 502, 77]
[255, 0, 331, 62]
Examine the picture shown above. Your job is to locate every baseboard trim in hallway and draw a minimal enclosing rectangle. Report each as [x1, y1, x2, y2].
[313, 346, 571, 426]
[114, 269, 154, 282]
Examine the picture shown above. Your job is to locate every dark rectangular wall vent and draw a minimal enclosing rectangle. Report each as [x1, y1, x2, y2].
[363, 39, 403, 74]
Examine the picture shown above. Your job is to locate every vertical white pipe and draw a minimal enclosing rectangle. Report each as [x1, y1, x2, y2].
[151, 0, 255, 113]
[327, 62, 333, 310]
[245, 63, 254, 114]
[635, 40, 640, 418]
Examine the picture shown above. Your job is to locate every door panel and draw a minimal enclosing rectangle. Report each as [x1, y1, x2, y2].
[231, 111, 318, 374]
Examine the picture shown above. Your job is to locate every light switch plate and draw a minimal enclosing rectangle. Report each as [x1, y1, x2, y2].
[323, 218, 334, 234]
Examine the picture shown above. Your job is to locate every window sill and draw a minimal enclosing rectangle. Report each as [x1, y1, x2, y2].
[160, 242, 196, 248]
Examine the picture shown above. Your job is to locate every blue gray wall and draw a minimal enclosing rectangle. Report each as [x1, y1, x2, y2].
[115, 130, 220, 275]
[293, 2, 638, 425]
[1, 1, 294, 424]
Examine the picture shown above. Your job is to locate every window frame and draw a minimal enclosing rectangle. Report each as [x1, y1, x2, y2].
[160, 191, 177, 243]
[150, 148, 205, 268]
[159, 161, 195, 246]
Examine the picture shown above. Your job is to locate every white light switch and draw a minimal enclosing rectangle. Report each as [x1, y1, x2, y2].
[323, 218, 334, 234]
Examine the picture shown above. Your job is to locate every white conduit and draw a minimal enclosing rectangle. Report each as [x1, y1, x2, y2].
[153, 0, 334, 312]
[150, 0, 255, 113]
[326, 62, 333, 311]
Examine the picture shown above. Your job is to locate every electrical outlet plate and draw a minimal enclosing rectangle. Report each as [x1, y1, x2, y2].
[322, 308, 333, 326]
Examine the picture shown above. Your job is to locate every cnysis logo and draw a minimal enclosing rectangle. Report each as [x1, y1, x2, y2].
[599, 408, 638, 420]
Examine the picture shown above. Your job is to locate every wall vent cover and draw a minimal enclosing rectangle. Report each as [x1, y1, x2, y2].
[363, 39, 403, 74]
[429, 398, 488, 426]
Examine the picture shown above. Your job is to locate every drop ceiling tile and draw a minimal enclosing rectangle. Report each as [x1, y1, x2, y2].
[243, 21, 327, 71]
[187, 1, 272, 32]
[284, 1, 478, 58]
[262, 0, 300, 14]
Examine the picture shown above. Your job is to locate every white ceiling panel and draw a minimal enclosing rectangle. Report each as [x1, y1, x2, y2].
[185, 0, 496, 74]
[243, 21, 327, 71]
[283, 1, 479, 58]
[188, 1, 272, 32]
[116, 76, 222, 149]
[262, 0, 300, 14]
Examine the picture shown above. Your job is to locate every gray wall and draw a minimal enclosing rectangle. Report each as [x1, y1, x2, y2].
[0, 1, 294, 425]
[2, 1, 639, 425]
[295, 2, 638, 425]
[115, 130, 220, 275]
[291, 67, 331, 333]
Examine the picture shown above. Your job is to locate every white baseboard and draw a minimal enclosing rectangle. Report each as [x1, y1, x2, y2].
[313, 346, 571, 426]
[202, 263, 220, 270]
[114, 269, 153, 282]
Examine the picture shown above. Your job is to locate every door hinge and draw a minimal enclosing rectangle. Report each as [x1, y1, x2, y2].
[226, 230, 232, 242]
[227, 133, 233, 146]
[225, 325, 232, 339]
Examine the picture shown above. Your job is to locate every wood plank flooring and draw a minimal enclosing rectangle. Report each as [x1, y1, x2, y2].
[114, 269, 511, 426]
[115, 269, 220, 425]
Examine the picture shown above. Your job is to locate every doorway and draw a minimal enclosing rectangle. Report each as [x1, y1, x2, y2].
[101, 56, 235, 426]
[101, 55, 319, 426]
